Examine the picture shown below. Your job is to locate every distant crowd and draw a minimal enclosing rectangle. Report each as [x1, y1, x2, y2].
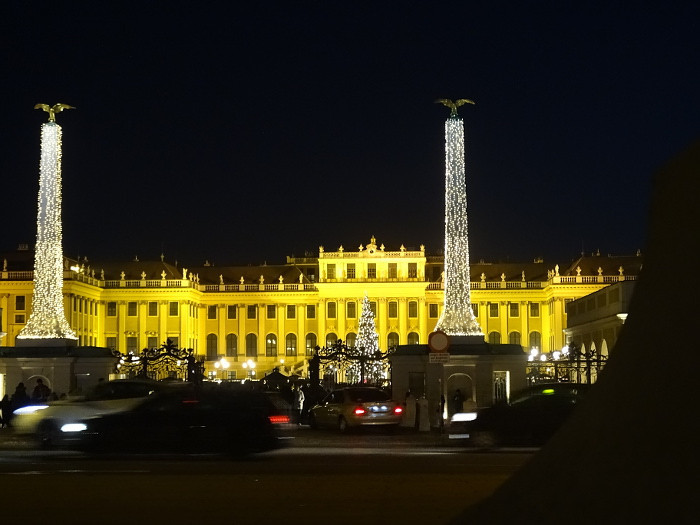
[0, 378, 61, 428]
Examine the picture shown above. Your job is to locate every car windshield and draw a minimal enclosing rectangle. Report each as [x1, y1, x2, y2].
[346, 388, 390, 403]
[83, 381, 160, 401]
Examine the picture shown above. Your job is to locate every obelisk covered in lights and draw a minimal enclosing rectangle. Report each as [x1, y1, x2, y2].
[433, 99, 483, 339]
[16, 103, 78, 346]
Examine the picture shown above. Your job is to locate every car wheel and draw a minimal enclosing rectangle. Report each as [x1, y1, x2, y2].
[308, 413, 318, 429]
[470, 430, 497, 450]
[37, 420, 60, 449]
[338, 416, 348, 433]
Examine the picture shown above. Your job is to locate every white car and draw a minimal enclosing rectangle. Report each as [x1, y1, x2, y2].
[12, 378, 180, 448]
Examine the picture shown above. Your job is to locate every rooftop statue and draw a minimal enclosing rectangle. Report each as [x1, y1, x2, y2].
[435, 98, 475, 117]
[34, 103, 75, 122]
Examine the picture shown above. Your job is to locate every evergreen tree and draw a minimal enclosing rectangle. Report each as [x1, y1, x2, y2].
[348, 294, 385, 384]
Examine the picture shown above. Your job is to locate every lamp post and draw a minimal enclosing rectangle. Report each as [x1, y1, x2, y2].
[241, 359, 256, 380]
[214, 357, 230, 381]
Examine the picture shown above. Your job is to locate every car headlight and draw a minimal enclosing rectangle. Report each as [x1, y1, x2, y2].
[450, 411, 478, 422]
[60, 423, 88, 433]
[13, 405, 49, 416]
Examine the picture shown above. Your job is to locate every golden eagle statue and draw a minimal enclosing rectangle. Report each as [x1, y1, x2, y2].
[435, 98, 475, 117]
[34, 103, 75, 122]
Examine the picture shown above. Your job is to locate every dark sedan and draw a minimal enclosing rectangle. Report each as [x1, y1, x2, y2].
[60, 385, 290, 455]
[448, 383, 590, 448]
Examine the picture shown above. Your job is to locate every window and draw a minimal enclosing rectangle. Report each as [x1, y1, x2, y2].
[105, 337, 117, 351]
[148, 302, 158, 316]
[346, 332, 357, 347]
[488, 331, 501, 345]
[306, 305, 316, 319]
[245, 334, 257, 357]
[346, 263, 356, 279]
[266, 334, 277, 357]
[169, 337, 179, 348]
[509, 303, 519, 317]
[226, 334, 237, 357]
[346, 301, 356, 319]
[247, 305, 257, 319]
[128, 302, 137, 316]
[429, 303, 439, 318]
[326, 333, 338, 346]
[227, 305, 237, 319]
[147, 336, 158, 349]
[387, 332, 399, 348]
[126, 336, 138, 353]
[206, 334, 218, 360]
[169, 301, 179, 316]
[388, 263, 397, 279]
[408, 263, 417, 278]
[107, 302, 117, 316]
[367, 263, 376, 278]
[327, 302, 336, 319]
[408, 301, 418, 318]
[388, 301, 398, 318]
[407, 332, 420, 345]
[327, 264, 336, 279]
[489, 303, 499, 317]
[305, 333, 317, 355]
[509, 331, 521, 345]
[529, 331, 542, 350]
[267, 305, 276, 319]
[285, 334, 297, 356]
[286, 305, 296, 319]
[14, 314, 25, 323]
[530, 302, 540, 317]
[15, 296, 26, 310]
[207, 305, 217, 320]
[370, 301, 377, 317]
[471, 303, 479, 317]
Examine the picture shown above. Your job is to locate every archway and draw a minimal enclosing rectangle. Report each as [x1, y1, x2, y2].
[446, 372, 474, 416]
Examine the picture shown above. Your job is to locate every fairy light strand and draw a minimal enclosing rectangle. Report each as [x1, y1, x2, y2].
[434, 116, 483, 336]
[17, 122, 77, 340]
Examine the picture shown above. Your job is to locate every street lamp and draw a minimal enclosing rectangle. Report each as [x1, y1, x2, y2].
[241, 359, 256, 380]
[214, 357, 230, 381]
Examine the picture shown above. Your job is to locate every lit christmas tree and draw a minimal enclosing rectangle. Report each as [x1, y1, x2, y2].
[347, 294, 385, 384]
[17, 105, 77, 344]
[434, 100, 483, 337]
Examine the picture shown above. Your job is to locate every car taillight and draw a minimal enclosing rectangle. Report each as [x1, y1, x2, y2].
[268, 415, 290, 424]
[353, 406, 367, 416]
[394, 406, 404, 415]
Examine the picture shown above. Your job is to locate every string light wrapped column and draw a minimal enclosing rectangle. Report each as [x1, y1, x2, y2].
[434, 116, 483, 336]
[17, 121, 77, 344]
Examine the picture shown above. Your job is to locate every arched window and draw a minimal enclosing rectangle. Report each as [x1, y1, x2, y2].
[206, 334, 218, 360]
[246, 334, 257, 358]
[529, 331, 541, 350]
[226, 334, 237, 357]
[346, 332, 357, 348]
[285, 334, 297, 356]
[326, 332, 338, 347]
[387, 332, 399, 348]
[266, 333, 277, 357]
[305, 333, 317, 355]
[509, 331, 521, 346]
[488, 331, 501, 345]
[407, 332, 420, 345]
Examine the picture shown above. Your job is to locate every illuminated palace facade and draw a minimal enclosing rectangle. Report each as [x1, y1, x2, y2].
[0, 238, 641, 380]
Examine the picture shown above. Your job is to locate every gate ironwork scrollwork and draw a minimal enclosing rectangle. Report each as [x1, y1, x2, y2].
[114, 339, 204, 383]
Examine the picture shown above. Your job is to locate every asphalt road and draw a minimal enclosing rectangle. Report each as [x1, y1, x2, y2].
[0, 426, 534, 524]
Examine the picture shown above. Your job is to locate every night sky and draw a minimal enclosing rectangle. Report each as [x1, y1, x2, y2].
[2, 2, 698, 267]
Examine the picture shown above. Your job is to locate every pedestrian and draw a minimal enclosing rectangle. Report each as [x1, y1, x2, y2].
[401, 390, 416, 428]
[0, 394, 10, 428]
[32, 378, 51, 402]
[293, 385, 305, 425]
[452, 388, 464, 415]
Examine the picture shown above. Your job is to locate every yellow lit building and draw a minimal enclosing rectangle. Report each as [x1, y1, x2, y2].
[0, 239, 642, 381]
